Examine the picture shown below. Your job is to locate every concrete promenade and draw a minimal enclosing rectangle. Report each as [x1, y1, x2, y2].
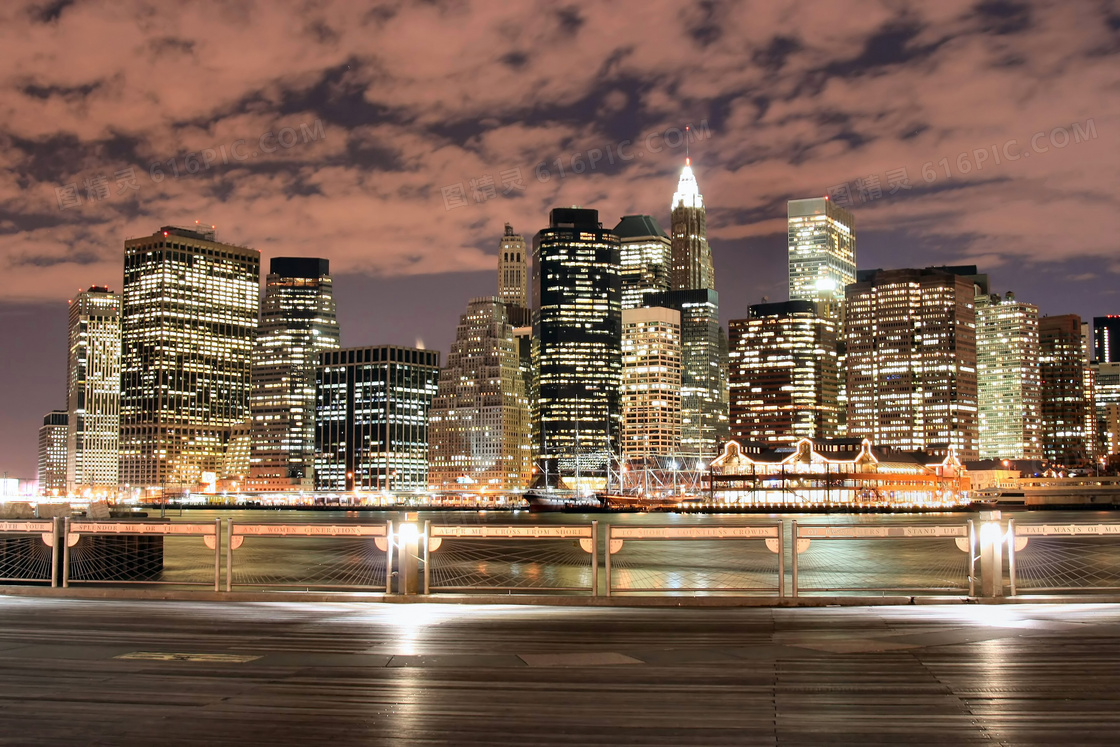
[2, 596, 1120, 745]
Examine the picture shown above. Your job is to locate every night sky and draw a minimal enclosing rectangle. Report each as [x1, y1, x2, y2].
[1, 0, 1118, 478]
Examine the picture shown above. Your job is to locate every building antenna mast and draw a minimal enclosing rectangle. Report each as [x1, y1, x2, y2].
[685, 126, 690, 166]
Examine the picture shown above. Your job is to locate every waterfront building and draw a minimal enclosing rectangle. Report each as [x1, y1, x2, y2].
[1040, 314, 1093, 465]
[65, 286, 120, 493]
[615, 215, 671, 310]
[428, 298, 531, 492]
[621, 306, 682, 459]
[314, 346, 440, 492]
[1094, 362, 1120, 456]
[37, 410, 68, 495]
[728, 301, 838, 444]
[1094, 316, 1120, 363]
[248, 258, 340, 492]
[976, 292, 1042, 460]
[787, 197, 856, 321]
[119, 225, 260, 492]
[670, 160, 715, 292]
[845, 266, 980, 461]
[531, 208, 622, 476]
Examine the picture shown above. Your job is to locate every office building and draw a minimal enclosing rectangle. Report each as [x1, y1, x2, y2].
[428, 298, 531, 492]
[728, 301, 839, 444]
[1040, 314, 1093, 465]
[1094, 316, 1120, 363]
[670, 159, 715, 292]
[37, 410, 69, 495]
[248, 258, 340, 492]
[615, 215, 671, 310]
[1094, 362, 1120, 456]
[498, 223, 530, 327]
[532, 208, 622, 474]
[315, 346, 440, 492]
[621, 306, 682, 458]
[65, 286, 120, 493]
[119, 225, 260, 492]
[976, 293, 1042, 460]
[845, 267, 979, 460]
[787, 197, 856, 320]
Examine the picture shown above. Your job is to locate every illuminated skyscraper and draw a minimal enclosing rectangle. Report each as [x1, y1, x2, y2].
[976, 292, 1042, 460]
[728, 301, 838, 444]
[615, 215, 671, 310]
[670, 160, 714, 292]
[65, 286, 120, 492]
[248, 258, 340, 492]
[38, 410, 68, 495]
[1040, 314, 1094, 465]
[119, 225, 260, 491]
[315, 346, 440, 491]
[1095, 316, 1120, 363]
[532, 208, 622, 474]
[787, 197, 856, 317]
[1096, 362, 1120, 456]
[498, 223, 530, 327]
[621, 306, 681, 458]
[428, 298, 531, 492]
[845, 267, 979, 460]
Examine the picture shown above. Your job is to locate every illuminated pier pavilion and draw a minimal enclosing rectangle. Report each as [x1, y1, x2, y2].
[707, 437, 970, 508]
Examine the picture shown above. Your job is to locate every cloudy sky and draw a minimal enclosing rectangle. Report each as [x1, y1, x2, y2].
[1, 0, 1118, 477]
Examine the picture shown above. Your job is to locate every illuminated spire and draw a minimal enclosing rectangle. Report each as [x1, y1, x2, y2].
[672, 160, 703, 210]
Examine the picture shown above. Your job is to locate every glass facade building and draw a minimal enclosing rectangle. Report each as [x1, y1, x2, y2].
[1094, 316, 1120, 363]
[787, 197, 856, 319]
[728, 301, 839, 444]
[976, 292, 1042, 460]
[248, 257, 340, 492]
[615, 215, 671, 310]
[532, 208, 622, 474]
[1040, 314, 1094, 465]
[314, 346, 440, 492]
[119, 225, 260, 491]
[621, 306, 682, 459]
[66, 286, 120, 492]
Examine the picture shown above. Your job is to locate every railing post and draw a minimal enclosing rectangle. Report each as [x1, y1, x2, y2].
[604, 524, 612, 598]
[591, 521, 599, 597]
[398, 513, 420, 595]
[1007, 518, 1017, 597]
[61, 516, 71, 588]
[423, 519, 431, 595]
[790, 519, 798, 599]
[777, 520, 785, 599]
[225, 519, 233, 592]
[50, 517, 60, 588]
[968, 519, 976, 597]
[385, 520, 394, 595]
[979, 510, 1003, 598]
[213, 518, 221, 592]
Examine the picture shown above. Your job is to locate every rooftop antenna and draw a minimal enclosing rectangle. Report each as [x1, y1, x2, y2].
[685, 126, 691, 166]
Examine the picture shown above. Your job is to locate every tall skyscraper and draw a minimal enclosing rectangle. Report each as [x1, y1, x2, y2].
[845, 267, 980, 460]
[670, 160, 714, 292]
[621, 306, 682, 459]
[787, 197, 856, 317]
[315, 346, 440, 492]
[615, 215, 671, 310]
[37, 410, 68, 495]
[119, 225, 260, 491]
[65, 286, 120, 493]
[248, 258, 340, 492]
[532, 208, 622, 474]
[646, 289, 728, 460]
[498, 223, 530, 326]
[728, 301, 839, 444]
[1093, 362, 1120, 457]
[1040, 314, 1093, 465]
[1094, 316, 1120, 363]
[976, 292, 1042, 460]
[428, 298, 530, 492]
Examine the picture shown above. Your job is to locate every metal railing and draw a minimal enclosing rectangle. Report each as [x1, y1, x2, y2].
[605, 524, 783, 596]
[1008, 519, 1120, 595]
[63, 518, 221, 590]
[423, 522, 598, 594]
[227, 520, 393, 592]
[792, 520, 975, 597]
[0, 518, 60, 586]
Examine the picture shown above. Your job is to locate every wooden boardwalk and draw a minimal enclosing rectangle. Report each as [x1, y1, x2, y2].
[2, 597, 1119, 745]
